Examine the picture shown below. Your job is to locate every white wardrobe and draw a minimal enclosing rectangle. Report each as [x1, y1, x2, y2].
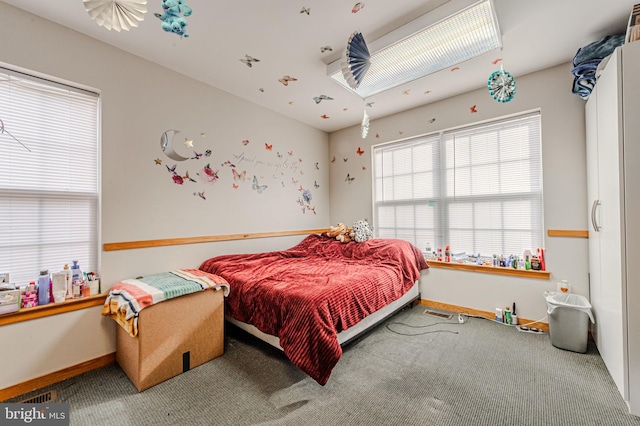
[586, 41, 640, 416]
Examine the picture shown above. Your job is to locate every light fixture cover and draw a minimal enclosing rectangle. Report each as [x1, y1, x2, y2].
[328, 0, 502, 98]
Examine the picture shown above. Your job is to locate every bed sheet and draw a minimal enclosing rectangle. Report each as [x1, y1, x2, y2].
[199, 234, 427, 384]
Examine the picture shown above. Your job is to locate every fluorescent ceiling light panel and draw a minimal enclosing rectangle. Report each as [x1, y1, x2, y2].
[328, 0, 502, 98]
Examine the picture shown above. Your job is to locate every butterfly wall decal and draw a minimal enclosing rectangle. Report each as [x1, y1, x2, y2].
[279, 75, 298, 86]
[345, 173, 355, 184]
[193, 191, 206, 200]
[252, 175, 268, 194]
[191, 151, 203, 160]
[320, 114, 330, 119]
[314, 180, 320, 189]
[232, 183, 238, 189]
[222, 160, 236, 168]
[300, 7, 310, 15]
[352, 2, 365, 13]
[313, 95, 334, 104]
[356, 147, 364, 156]
[315, 162, 319, 170]
[320, 46, 333, 53]
[470, 105, 478, 113]
[242, 139, 250, 146]
[240, 55, 260, 68]
[232, 169, 247, 181]
[265, 143, 273, 150]
[204, 149, 212, 157]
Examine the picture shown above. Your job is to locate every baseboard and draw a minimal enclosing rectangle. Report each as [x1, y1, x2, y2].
[419, 299, 549, 332]
[0, 352, 116, 402]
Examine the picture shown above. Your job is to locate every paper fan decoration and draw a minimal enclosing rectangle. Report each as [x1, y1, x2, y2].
[83, 0, 147, 32]
[487, 67, 516, 103]
[361, 110, 370, 139]
[342, 31, 371, 90]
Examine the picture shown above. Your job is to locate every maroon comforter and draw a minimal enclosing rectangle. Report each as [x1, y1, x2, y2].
[199, 234, 428, 385]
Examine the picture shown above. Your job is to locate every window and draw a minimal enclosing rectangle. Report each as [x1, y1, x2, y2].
[0, 67, 99, 286]
[373, 112, 543, 258]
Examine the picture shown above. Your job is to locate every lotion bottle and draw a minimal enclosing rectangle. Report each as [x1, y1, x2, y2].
[38, 270, 50, 306]
[63, 264, 73, 298]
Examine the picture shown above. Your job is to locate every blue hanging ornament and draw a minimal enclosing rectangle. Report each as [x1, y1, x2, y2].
[487, 66, 516, 103]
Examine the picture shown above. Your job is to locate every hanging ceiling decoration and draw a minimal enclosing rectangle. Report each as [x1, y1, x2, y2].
[361, 110, 370, 139]
[83, 0, 148, 32]
[487, 66, 516, 102]
[341, 31, 371, 90]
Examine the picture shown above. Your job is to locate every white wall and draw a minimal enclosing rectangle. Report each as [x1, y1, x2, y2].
[329, 63, 589, 322]
[0, 3, 329, 390]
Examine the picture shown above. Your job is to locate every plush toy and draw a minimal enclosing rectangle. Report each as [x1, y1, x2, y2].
[155, 0, 192, 38]
[351, 219, 373, 243]
[326, 223, 353, 243]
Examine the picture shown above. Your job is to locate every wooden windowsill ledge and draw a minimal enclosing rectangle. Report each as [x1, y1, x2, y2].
[427, 260, 550, 280]
[0, 293, 107, 327]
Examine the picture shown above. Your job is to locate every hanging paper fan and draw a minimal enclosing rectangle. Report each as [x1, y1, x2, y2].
[342, 31, 371, 90]
[83, 0, 148, 32]
[487, 67, 516, 103]
[361, 109, 370, 139]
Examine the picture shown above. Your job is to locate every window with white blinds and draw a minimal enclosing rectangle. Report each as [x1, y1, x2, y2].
[0, 68, 99, 286]
[373, 112, 543, 258]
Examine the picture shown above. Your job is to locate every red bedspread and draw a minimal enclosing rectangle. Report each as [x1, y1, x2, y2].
[199, 234, 428, 385]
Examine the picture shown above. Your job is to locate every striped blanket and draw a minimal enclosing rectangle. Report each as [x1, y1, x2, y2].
[102, 269, 230, 337]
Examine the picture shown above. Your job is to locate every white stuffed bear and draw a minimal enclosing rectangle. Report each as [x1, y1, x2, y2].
[351, 219, 373, 243]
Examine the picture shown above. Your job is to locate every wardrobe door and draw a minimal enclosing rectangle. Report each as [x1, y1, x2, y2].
[595, 48, 627, 399]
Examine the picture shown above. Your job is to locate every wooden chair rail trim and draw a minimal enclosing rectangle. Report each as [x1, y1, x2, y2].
[0, 353, 115, 402]
[0, 294, 107, 327]
[427, 260, 550, 280]
[547, 229, 589, 238]
[103, 228, 330, 251]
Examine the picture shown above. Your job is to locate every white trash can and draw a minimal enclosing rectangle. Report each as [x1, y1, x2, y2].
[545, 291, 595, 353]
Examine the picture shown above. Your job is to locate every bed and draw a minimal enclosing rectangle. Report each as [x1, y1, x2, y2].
[199, 233, 428, 385]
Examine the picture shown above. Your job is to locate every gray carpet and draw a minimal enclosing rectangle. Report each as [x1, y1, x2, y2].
[10, 305, 640, 425]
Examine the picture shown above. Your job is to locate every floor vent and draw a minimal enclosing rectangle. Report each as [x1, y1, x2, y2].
[423, 309, 453, 320]
[18, 390, 57, 404]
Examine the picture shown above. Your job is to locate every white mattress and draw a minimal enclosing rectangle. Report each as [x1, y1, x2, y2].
[226, 280, 421, 350]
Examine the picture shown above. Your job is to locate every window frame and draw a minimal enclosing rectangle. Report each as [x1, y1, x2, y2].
[372, 111, 543, 259]
[0, 65, 101, 287]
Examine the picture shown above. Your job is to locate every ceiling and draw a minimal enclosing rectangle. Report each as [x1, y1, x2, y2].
[1, 0, 634, 132]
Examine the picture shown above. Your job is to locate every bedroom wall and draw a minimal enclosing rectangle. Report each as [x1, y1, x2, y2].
[0, 3, 329, 390]
[328, 63, 589, 324]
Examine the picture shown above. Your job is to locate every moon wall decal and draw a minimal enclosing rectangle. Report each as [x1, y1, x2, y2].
[160, 129, 190, 161]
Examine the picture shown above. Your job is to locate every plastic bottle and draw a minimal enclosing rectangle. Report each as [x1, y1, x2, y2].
[63, 264, 73, 298]
[445, 245, 451, 262]
[38, 270, 50, 306]
[537, 248, 546, 271]
[71, 260, 82, 283]
[504, 306, 512, 325]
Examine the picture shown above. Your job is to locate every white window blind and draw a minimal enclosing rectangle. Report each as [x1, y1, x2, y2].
[373, 112, 543, 258]
[0, 69, 99, 286]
